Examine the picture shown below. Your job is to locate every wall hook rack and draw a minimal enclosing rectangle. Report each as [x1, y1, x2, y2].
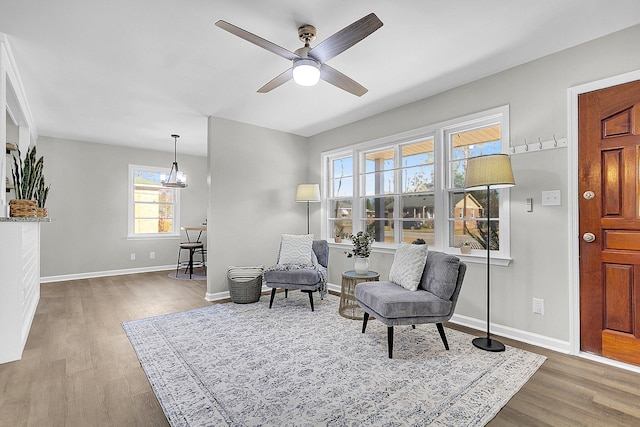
[510, 135, 567, 155]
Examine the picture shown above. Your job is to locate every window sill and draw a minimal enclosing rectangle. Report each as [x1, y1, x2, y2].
[127, 234, 181, 241]
[328, 241, 511, 266]
[445, 252, 512, 266]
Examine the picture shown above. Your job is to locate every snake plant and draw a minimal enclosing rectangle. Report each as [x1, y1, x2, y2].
[11, 146, 44, 200]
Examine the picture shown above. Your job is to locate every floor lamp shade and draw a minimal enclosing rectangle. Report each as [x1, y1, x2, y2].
[295, 184, 321, 202]
[465, 154, 515, 190]
[296, 184, 320, 234]
[465, 154, 515, 352]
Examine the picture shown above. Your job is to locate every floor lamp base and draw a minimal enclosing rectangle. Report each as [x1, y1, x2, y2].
[472, 337, 505, 352]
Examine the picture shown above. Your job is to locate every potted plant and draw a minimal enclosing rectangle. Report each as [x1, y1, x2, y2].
[460, 241, 472, 254]
[345, 231, 375, 274]
[9, 146, 43, 217]
[334, 224, 345, 243]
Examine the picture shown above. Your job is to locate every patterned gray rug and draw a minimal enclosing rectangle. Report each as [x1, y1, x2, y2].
[168, 272, 207, 281]
[123, 292, 545, 426]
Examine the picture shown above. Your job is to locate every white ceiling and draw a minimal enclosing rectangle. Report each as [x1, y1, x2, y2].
[1, 1, 639, 156]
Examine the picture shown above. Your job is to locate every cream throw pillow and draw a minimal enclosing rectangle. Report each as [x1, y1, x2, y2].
[389, 243, 428, 291]
[278, 234, 314, 265]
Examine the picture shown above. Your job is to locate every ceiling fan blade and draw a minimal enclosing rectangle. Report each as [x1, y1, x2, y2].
[308, 13, 383, 63]
[320, 64, 368, 97]
[215, 20, 300, 61]
[257, 68, 293, 93]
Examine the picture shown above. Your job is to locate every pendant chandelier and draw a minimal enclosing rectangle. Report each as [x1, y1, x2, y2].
[161, 134, 187, 188]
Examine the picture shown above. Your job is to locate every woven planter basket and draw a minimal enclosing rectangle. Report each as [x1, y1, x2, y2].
[36, 207, 48, 218]
[9, 199, 37, 217]
[227, 267, 263, 304]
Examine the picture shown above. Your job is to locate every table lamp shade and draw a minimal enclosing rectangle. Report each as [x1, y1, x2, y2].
[465, 154, 515, 190]
[296, 184, 321, 202]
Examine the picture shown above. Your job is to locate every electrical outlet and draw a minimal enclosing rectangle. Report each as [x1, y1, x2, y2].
[533, 298, 544, 315]
[150, 251, 155, 259]
[130, 253, 136, 261]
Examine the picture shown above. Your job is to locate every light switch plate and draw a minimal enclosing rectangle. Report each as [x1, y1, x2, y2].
[541, 190, 561, 206]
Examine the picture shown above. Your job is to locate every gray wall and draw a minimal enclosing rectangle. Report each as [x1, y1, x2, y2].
[306, 24, 640, 342]
[206, 117, 309, 297]
[38, 136, 208, 278]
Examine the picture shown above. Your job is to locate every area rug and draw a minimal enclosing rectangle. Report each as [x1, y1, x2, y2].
[123, 293, 545, 426]
[168, 272, 207, 281]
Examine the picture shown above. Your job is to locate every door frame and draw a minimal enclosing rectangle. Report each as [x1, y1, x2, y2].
[568, 69, 640, 371]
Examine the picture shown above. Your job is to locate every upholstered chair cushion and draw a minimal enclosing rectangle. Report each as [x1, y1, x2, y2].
[388, 243, 429, 291]
[264, 268, 321, 285]
[355, 281, 452, 318]
[419, 251, 461, 300]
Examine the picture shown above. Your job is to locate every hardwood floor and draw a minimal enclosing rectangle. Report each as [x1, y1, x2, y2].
[1, 272, 639, 426]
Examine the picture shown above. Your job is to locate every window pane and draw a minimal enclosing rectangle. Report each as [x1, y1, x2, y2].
[135, 218, 174, 234]
[402, 194, 434, 220]
[449, 125, 502, 188]
[364, 171, 394, 195]
[365, 148, 394, 173]
[134, 187, 174, 203]
[133, 169, 163, 185]
[449, 219, 500, 250]
[363, 219, 391, 243]
[332, 177, 353, 198]
[402, 165, 434, 192]
[402, 139, 434, 165]
[328, 200, 353, 219]
[330, 219, 352, 238]
[134, 203, 174, 218]
[448, 189, 500, 220]
[402, 220, 434, 245]
[363, 197, 394, 219]
[332, 157, 353, 178]
[364, 171, 395, 196]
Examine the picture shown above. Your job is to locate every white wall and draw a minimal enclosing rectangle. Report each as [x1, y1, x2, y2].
[307, 24, 640, 344]
[206, 117, 309, 297]
[37, 136, 208, 279]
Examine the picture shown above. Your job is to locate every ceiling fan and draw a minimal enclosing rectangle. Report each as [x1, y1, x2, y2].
[215, 13, 383, 96]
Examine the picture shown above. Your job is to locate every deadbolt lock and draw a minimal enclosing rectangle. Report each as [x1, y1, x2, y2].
[583, 232, 596, 243]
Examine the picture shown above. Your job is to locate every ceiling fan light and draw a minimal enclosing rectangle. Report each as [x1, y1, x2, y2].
[292, 59, 320, 86]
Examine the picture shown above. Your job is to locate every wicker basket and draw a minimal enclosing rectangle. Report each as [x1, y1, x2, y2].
[227, 266, 263, 304]
[36, 207, 48, 218]
[9, 199, 37, 217]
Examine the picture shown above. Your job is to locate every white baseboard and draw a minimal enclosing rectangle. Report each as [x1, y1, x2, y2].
[449, 313, 571, 354]
[40, 265, 176, 283]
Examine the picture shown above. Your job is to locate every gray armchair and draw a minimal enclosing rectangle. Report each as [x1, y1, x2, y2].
[355, 250, 466, 358]
[264, 240, 329, 311]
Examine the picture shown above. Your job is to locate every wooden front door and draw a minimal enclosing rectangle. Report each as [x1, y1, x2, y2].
[579, 79, 640, 366]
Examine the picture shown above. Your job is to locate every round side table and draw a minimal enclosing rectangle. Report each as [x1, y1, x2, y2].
[339, 270, 380, 320]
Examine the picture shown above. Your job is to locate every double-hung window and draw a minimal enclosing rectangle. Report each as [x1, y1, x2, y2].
[444, 119, 510, 258]
[327, 156, 354, 238]
[322, 106, 511, 260]
[128, 164, 180, 238]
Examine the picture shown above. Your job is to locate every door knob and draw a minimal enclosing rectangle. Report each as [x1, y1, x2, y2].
[583, 232, 596, 243]
[583, 191, 595, 200]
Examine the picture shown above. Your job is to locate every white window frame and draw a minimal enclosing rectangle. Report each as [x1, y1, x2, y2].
[321, 106, 511, 263]
[127, 164, 181, 239]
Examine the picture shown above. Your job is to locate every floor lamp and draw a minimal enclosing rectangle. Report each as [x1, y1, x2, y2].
[296, 184, 320, 234]
[465, 154, 515, 352]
